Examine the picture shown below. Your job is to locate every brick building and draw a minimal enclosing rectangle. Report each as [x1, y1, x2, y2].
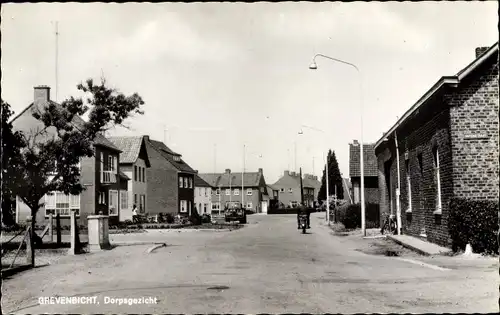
[11, 86, 129, 226]
[349, 141, 379, 204]
[374, 43, 499, 247]
[143, 136, 196, 216]
[271, 170, 319, 208]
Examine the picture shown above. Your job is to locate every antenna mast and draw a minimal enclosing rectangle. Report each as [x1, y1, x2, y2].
[55, 21, 59, 102]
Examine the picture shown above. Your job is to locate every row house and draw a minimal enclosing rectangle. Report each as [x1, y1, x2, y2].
[349, 141, 379, 204]
[194, 172, 213, 215]
[271, 170, 320, 208]
[11, 86, 129, 226]
[199, 168, 268, 214]
[374, 43, 499, 247]
[143, 136, 196, 216]
[109, 136, 151, 221]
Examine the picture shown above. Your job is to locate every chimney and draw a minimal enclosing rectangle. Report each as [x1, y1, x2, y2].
[475, 47, 489, 58]
[225, 169, 231, 174]
[258, 168, 263, 174]
[291, 172, 296, 176]
[34, 85, 51, 111]
[143, 135, 150, 142]
[284, 170, 290, 176]
[352, 140, 359, 145]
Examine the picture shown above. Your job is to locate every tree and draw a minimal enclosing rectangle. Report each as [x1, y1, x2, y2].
[6, 78, 144, 265]
[1, 100, 28, 226]
[318, 149, 344, 203]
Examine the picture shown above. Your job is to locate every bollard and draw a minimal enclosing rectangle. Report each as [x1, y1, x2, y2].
[49, 213, 53, 243]
[56, 213, 62, 245]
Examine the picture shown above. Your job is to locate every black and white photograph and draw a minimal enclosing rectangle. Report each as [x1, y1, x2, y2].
[1, 1, 498, 313]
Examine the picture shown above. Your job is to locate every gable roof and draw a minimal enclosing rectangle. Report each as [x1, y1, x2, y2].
[302, 176, 321, 189]
[272, 171, 317, 189]
[194, 174, 213, 187]
[11, 100, 120, 152]
[108, 136, 151, 167]
[349, 143, 378, 177]
[198, 171, 264, 188]
[374, 42, 499, 150]
[147, 139, 195, 173]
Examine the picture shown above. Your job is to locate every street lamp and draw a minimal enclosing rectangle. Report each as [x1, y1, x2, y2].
[298, 125, 330, 225]
[309, 53, 366, 236]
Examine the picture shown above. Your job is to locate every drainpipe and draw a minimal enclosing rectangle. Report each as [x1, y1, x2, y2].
[394, 131, 402, 235]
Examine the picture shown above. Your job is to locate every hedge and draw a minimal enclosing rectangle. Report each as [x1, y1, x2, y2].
[335, 203, 380, 230]
[267, 207, 316, 215]
[448, 198, 498, 254]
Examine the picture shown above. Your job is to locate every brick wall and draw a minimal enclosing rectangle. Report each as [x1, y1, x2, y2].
[145, 141, 179, 215]
[351, 176, 379, 204]
[376, 98, 454, 247]
[449, 54, 499, 201]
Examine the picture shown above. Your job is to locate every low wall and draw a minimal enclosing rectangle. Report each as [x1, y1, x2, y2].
[267, 208, 316, 215]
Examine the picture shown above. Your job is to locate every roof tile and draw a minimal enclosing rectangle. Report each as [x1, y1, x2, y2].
[349, 143, 378, 177]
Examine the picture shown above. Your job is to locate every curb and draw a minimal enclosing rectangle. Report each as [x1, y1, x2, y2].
[111, 241, 167, 247]
[147, 243, 167, 253]
[387, 235, 431, 256]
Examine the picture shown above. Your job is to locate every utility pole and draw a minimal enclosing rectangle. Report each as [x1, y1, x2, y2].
[299, 167, 304, 205]
[242, 145, 245, 209]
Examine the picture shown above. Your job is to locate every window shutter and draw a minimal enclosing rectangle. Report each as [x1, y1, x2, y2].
[114, 156, 118, 173]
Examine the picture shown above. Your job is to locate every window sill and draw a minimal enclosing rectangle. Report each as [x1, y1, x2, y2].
[433, 209, 442, 215]
[405, 209, 412, 213]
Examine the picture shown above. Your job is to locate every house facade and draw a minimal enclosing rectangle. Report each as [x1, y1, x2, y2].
[199, 168, 268, 214]
[374, 44, 499, 247]
[349, 141, 379, 204]
[272, 170, 319, 208]
[143, 136, 196, 216]
[194, 172, 213, 215]
[12, 85, 128, 226]
[109, 136, 151, 221]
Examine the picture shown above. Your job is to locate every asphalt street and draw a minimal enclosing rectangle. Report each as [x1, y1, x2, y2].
[2, 213, 497, 314]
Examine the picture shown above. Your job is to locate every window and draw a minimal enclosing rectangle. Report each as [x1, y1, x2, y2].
[234, 189, 240, 196]
[198, 203, 202, 212]
[180, 200, 188, 213]
[173, 155, 181, 162]
[216, 189, 220, 196]
[417, 153, 423, 176]
[138, 167, 141, 182]
[109, 190, 119, 216]
[432, 147, 442, 214]
[100, 152, 104, 182]
[142, 167, 145, 182]
[188, 201, 192, 214]
[205, 188, 208, 197]
[246, 202, 253, 209]
[289, 188, 293, 193]
[280, 188, 285, 193]
[291, 201, 298, 207]
[204, 203, 208, 213]
[134, 166, 138, 181]
[120, 190, 128, 210]
[189, 178, 193, 188]
[45, 192, 80, 217]
[225, 189, 230, 196]
[140, 195, 146, 213]
[247, 188, 252, 196]
[179, 177, 184, 188]
[211, 202, 221, 210]
[99, 191, 106, 205]
[406, 160, 412, 213]
[134, 194, 138, 206]
[184, 177, 188, 188]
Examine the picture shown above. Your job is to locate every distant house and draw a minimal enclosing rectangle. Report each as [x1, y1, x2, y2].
[272, 170, 319, 208]
[109, 136, 151, 221]
[349, 141, 379, 204]
[374, 43, 499, 247]
[194, 172, 213, 215]
[263, 184, 279, 213]
[143, 136, 196, 216]
[11, 85, 128, 226]
[199, 168, 268, 214]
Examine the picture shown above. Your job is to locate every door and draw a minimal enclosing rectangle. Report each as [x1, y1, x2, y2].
[261, 201, 268, 214]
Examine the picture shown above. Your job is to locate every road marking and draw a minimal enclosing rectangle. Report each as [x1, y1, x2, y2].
[396, 257, 451, 271]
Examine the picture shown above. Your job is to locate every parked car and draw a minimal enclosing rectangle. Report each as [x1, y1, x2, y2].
[225, 208, 247, 224]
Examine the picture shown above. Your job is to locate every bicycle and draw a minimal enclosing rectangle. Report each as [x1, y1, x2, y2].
[380, 213, 397, 235]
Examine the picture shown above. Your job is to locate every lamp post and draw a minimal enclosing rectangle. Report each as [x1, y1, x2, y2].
[309, 53, 366, 236]
[298, 125, 330, 225]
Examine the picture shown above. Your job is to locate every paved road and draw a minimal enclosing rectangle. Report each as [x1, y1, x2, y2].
[2, 213, 497, 313]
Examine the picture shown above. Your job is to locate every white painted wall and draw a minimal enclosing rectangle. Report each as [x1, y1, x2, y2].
[194, 186, 212, 215]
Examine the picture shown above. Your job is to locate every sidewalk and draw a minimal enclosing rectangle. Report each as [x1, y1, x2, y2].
[387, 234, 452, 256]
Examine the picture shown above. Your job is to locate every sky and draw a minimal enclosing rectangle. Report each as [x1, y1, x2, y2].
[1, 2, 498, 184]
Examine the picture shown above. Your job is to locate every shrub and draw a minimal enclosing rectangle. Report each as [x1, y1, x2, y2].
[201, 214, 211, 224]
[448, 198, 498, 254]
[164, 213, 175, 224]
[341, 205, 361, 230]
[190, 208, 202, 226]
[123, 219, 133, 225]
[338, 203, 380, 230]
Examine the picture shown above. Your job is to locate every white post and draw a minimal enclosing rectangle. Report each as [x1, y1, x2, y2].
[325, 151, 330, 224]
[242, 145, 245, 209]
[68, 210, 76, 255]
[395, 131, 402, 235]
[49, 213, 53, 243]
[359, 76, 366, 237]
